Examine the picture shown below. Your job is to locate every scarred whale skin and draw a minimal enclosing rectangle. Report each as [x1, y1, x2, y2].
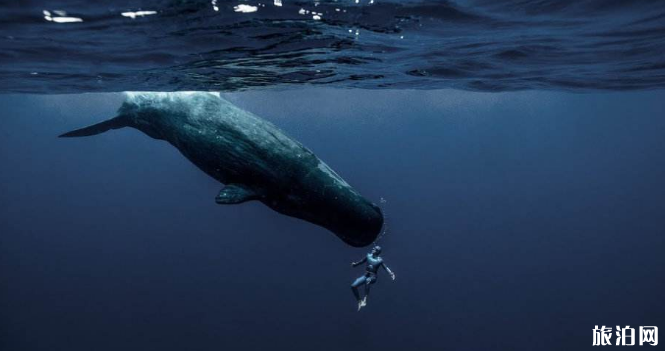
[60, 92, 383, 247]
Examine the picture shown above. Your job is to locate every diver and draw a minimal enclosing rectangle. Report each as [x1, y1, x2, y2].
[350, 245, 395, 311]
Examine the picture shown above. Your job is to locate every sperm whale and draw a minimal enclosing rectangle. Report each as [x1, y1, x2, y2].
[59, 92, 383, 247]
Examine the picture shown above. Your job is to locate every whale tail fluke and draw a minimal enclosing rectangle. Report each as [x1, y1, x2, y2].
[59, 115, 128, 138]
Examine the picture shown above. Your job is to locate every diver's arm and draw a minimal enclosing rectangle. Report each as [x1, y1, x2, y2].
[351, 256, 367, 267]
[383, 264, 396, 280]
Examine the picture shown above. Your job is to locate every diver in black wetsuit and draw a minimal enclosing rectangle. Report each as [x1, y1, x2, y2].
[350, 246, 395, 311]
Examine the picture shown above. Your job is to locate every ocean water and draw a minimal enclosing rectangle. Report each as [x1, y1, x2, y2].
[1, 1, 665, 351]
[2, 0, 665, 93]
[1, 90, 664, 350]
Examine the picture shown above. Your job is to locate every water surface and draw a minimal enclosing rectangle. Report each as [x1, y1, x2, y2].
[2, 0, 665, 93]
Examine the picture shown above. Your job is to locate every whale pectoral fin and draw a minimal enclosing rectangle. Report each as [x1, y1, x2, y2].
[215, 184, 258, 205]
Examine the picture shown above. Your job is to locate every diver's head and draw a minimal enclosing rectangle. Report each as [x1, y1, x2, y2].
[371, 246, 382, 256]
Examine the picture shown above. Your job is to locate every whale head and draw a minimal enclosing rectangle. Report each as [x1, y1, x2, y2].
[267, 161, 384, 247]
[313, 194, 384, 248]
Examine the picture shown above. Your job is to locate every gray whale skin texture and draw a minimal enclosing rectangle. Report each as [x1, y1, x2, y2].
[60, 92, 383, 247]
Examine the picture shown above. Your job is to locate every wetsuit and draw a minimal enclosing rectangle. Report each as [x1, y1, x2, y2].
[351, 252, 393, 304]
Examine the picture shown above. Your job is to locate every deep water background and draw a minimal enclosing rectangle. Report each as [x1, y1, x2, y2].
[1, 89, 665, 350]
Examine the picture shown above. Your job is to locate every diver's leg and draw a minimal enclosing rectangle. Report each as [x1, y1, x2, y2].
[351, 286, 361, 302]
[357, 283, 369, 310]
[361, 277, 374, 306]
[351, 276, 367, 310]
[351, 275, 367, 311]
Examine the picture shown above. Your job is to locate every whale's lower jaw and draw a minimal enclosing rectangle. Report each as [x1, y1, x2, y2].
[260, 199, 383, 247]
[269, 202, 384, 248]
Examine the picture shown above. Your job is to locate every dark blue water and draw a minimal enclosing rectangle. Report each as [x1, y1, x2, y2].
[1, 90, 664, 350]
[2, 0, 665, 93]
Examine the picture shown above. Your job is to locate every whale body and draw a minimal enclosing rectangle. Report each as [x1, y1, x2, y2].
[60, 92, 383, 247]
